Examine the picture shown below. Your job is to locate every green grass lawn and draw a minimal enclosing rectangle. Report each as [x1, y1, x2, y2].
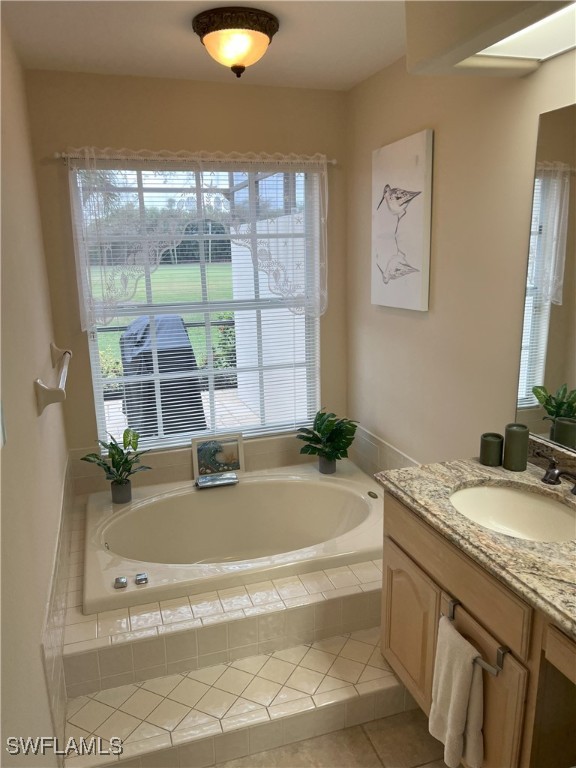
[92, 262, 232, 304]
[94, 263, 234, 375]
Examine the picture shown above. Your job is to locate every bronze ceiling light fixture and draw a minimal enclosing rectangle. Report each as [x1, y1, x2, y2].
[192, 6, 280, 78]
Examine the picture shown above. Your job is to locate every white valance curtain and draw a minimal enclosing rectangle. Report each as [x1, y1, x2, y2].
[532, 161, 571, 305]
[64, 147, 329, 330]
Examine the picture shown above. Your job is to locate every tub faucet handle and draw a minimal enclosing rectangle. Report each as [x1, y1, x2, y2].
[534, 450, 557, 467]
[114, 576, 128, 589]
[557, 471, 576, 495]
[135, 573, 149, 585]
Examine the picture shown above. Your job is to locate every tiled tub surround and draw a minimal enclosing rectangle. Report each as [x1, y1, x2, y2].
[41, 466, 77, 745]
[348, 425, 418, 479]
[64, 626, 416, 768]
[72, 429, 418, 498]
[83, 462, 383, 613]
[70, 434, 310, 497]
[376, 458, 576, 639]
[64, 563, 382, 698]
[53, 435, 413, 766]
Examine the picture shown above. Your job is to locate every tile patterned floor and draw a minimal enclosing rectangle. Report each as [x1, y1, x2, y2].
[217, 710, 447, 768]
[65, 627, 405, 766]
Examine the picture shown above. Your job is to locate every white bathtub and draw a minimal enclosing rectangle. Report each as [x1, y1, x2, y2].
[83, 460, 383, 613]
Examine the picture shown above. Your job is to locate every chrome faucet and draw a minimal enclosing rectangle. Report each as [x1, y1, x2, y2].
[196, 471, 239, 489]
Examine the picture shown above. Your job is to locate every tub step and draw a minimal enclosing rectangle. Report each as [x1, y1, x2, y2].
[64, 576, 382, 700]
[64, 627, 415, 767]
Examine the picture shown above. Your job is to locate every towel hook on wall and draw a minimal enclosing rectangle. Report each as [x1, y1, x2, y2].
[35, 343, 72, 414]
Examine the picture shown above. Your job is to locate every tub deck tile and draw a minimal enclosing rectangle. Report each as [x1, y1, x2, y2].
[64, 566, 382, 702]
[65, 563, 381, 655]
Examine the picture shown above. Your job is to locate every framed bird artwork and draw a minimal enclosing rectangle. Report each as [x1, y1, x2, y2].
[371, 129, 433, 310]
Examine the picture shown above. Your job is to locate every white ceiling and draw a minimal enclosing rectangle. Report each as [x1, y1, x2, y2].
[2, 1, 407, 91]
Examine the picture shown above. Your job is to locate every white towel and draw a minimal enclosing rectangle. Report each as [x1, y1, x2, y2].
[429, 615, 484, 768]
[464, 661, 484, 768]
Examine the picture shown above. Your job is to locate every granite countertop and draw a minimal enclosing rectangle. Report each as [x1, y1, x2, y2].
[375, 459, 576, 640]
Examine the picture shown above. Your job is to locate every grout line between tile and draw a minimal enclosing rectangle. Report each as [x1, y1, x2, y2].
[65, 561, 381, 640]
[64, 626, 401, 766]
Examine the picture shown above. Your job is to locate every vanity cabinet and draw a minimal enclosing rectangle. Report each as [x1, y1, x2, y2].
[383, 537, 440, 711]
[382, 492, 532, 768]
[544, 624, 576, 685]
[530, 625, 576, 767]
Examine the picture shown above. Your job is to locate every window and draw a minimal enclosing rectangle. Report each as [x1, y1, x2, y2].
[517, 162, 570, 409]
[68, 151, 328, 449]
[517, 178, 551, 408]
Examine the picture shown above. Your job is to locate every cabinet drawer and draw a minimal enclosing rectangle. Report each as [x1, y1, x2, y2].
[385, 493, 532, 660]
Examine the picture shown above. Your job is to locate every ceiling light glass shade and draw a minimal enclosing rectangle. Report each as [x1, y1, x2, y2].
[203, 28, 270, 69]
[192, 7, 279, 78]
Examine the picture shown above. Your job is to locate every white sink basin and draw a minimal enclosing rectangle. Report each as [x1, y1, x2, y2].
[449, 485, 576, 542]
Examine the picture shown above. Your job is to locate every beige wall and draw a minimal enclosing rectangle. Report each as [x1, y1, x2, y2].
[24, 71, 349, 452]
[1, 24, 68, 764]
[345, 49, 576, 464]
[22, 49, 576, 467]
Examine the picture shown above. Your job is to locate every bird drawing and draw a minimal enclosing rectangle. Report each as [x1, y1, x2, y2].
[377, 184, 421, 234]
[374, 182, 422, 286]
[376, 248, 419, 285]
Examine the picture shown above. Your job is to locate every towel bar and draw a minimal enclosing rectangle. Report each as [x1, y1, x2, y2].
[35, 343, 72, 414]
[446, 598, 510, 676]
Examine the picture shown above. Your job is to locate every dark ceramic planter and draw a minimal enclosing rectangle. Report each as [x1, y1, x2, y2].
[318, 456, 336, 475]
[554, 417, 576, 449]
[111, 480, 132, 504]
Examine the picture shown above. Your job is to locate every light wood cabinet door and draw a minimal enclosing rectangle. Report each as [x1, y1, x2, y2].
[545, 625, 576, 685]
[531, 624, 576, 768]
[446, 596, 528, 768]
[382, 537, 441, 713]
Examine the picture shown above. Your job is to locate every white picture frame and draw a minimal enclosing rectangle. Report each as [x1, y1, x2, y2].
[371, 129, 434, 311]
[192, 433, 245, 478]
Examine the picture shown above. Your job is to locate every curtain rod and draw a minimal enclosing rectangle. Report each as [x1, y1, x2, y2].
[54, 151, 337, 165]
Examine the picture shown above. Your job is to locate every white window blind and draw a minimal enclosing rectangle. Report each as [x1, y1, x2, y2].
[517, 162, 570, 408]
[66, 149, 328, 449]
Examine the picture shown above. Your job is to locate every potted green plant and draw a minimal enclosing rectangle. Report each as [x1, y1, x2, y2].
[532, 384, 576, 440]
[296, 410, 358, 474]
[81, 428, 150, 503]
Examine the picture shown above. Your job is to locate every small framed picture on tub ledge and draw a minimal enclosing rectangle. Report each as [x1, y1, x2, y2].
[192, 433, 245, 478]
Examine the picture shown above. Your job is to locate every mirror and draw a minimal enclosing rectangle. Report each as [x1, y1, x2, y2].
[516, 104, 576, 451]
